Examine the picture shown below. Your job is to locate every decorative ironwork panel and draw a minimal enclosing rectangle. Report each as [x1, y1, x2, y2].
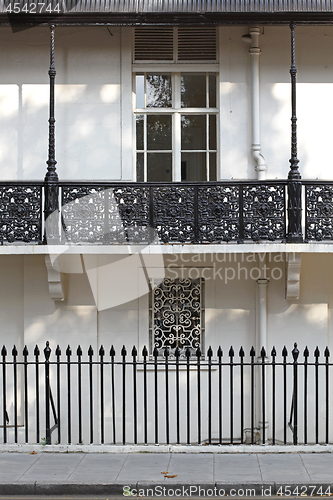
[198, 185, 240, 242]
[62, 185, 150, 244]
[62, 186, 107, 243]
[152, 278, 202, 355]
[152, 186, 195, 243]
[305, 184, 333, 241]
[112, 186, 150, 243]
[242, 184, 286, 241]
[0, 185, 42, 243]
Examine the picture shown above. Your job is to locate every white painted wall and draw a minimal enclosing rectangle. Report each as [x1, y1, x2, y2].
[0, 252, 332, 444]
[0, 25, 332, 181]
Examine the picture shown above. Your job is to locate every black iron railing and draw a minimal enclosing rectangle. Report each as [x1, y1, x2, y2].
[2, 179, 333, 245]
[0, 181, 43, 244]
[304, 181, 333, 241]
[0, 342, 331, 446]
[0, 180, 287, 245]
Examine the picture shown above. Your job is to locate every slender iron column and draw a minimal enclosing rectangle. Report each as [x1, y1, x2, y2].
[44, 24, 59, 243]
[287, 23, 303, 243]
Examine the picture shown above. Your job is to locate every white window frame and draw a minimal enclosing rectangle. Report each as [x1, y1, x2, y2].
[133, 70, 219, 182]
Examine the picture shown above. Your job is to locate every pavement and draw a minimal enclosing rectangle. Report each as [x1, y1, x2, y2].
[0, 451, 333, 496]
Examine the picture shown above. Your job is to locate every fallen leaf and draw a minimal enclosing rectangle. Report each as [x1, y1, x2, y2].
[165, 475, 178, 478]
[30, 451, 36, 455]
[161, 471, 168, 474]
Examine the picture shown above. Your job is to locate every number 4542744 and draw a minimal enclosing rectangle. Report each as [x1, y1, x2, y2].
[5, 3, 61, 13]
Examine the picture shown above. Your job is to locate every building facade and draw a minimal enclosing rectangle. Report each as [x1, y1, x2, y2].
[1, 1, 333, 446]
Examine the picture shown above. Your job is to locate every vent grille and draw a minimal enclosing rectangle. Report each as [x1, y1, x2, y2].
[178, 27, 217, 61]
[134, 27, 217, 62]
[135, 27, 174, 61]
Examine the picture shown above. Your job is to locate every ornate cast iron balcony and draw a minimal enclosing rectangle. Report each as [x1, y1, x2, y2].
[0, 180, 288, 245]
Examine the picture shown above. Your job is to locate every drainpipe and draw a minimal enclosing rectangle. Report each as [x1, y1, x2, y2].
[256, 256, 269, 443]
[243, 27, 267, 180]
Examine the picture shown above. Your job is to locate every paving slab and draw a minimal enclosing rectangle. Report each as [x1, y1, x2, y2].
[0, 451, 332, 496]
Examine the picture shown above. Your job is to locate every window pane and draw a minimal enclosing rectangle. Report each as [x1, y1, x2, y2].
[147, 115, 172, 150]
[136, 115, 144, 150]
[136, 74, 145, 108]
[137, 153, 144, 181]
[146, 74, 172, 108]
[181, 152, 206, 181]
[148, 153, 172, 181]
[209, 115, 216, 150]
[209, 73, 217, 108]
[209, 153, 217, 181]
[181, 115, 206, 150]
[181, 74, 206, 108]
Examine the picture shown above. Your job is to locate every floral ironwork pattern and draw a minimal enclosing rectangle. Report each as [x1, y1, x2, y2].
[152, 186, 195, 243]
[62, 185, 150, 244]
[198, 185, 240, 242]
[0, 185, 42, 243]
[242, 184, 286, 241]
[305, 185, 333, 241]
[152, 278, 202, 355]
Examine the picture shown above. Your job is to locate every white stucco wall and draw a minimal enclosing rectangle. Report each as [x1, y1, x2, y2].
[0, 252, 331, 445]
[0, 25, 332, 181]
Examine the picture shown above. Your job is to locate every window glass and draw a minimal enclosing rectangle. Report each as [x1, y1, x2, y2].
[147, 115, 172, 150]
[147, 153, 172, 182]
[135, 74, 145, 108]
[181, 115, 206, 150]
[209, 73, 216, 108]
[181, 74, 206, 108]
[136, 115, 144, 150]
[209, 115, 216, 151]
[181, 153, 206, 181]
[137, 153, 144, 182]
[146, 74, 172, 108]
[135, 73, 217, 182]
[209, 153, 217, 181]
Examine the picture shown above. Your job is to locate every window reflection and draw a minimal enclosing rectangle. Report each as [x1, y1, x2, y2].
[147, 115, 172, 150]
[146, 74, 172, 108]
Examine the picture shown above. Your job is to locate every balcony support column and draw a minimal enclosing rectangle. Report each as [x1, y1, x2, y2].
[44, 24, 59, 244]
[287, 23, 303, 243]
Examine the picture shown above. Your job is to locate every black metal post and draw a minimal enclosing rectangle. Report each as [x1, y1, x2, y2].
[44, 342, 51, 445]
[287, 23, 303, 243]
[66, 345, 72, 445]
[99, 345, 105, 445]
[34, 345, 40, 444]
[217, 346, 222, 446]
[1, 346, 7, 444]
[56, 345, 61, 444]
[12, 346, 18, 444]
[292, 343, 299, 445]
[44, 24, 59, 243]
[325, 347, 330, 444]
[23, 345, 29, 443]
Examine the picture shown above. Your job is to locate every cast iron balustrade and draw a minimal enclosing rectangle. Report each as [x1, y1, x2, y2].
[3, 179, 333, 244]
[0, 182, 43, 244]
[0, 342, 331, 446]
[305, 181, 333, 241]
[0, 180, 287, 245]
